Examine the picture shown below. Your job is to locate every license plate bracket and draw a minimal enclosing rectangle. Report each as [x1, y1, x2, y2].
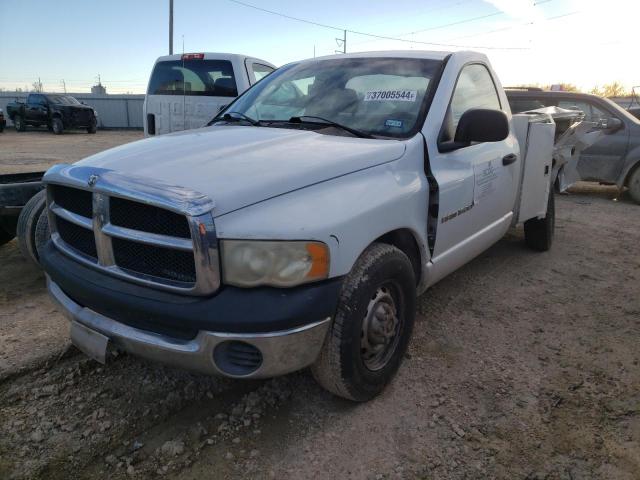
[70, 321, 109, 364]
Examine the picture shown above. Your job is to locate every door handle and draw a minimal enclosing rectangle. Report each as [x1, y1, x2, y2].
[502, 153, 517, 166]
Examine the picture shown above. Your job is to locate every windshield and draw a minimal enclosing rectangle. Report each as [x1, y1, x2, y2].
[147, 59, 238, 97]
[219, 57, 443, 138]
[48, 95, 80, 105]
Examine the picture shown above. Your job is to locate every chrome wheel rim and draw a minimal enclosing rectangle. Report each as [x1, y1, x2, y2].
[360, 284, 401, 371]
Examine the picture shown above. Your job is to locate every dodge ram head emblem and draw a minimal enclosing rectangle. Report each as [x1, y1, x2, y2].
[87, 174, 99, 187]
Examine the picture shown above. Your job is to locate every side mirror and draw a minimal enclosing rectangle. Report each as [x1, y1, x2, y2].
[596, 117, 622, 132]
[440, 109, 509, 152]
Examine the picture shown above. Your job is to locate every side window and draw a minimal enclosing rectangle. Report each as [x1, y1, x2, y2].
[251, 63, 275, 83]
[29, 94, 44, 105]
[450, 64, 501, 131]
[557, 100, 607, 122]
[508, 98, 548, 113]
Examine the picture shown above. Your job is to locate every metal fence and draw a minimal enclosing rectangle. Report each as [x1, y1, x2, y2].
[0, 93, 144, 129]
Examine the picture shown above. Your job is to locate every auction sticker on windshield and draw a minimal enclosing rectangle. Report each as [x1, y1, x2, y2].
[364, 90, 417, 102]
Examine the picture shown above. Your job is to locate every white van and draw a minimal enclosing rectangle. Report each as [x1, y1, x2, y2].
[143, 52, 275, 136]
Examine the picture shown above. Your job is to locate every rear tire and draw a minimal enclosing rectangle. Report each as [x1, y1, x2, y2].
[17, 190, 47, 267]
[627, 166, 640, 205]
[87, 116, 97, 134]
[51, 117, 63, 135]
[524, 187, 555, 251]
[14, 115, 26, 132]
[311, 243, 416, 402]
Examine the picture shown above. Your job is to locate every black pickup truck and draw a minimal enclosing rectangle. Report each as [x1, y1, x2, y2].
[6, 93, 98, 134]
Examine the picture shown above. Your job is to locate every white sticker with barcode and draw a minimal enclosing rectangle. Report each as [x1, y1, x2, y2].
[364, 90, 417, 102]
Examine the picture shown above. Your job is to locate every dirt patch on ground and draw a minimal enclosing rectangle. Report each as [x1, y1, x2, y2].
[0, 130, 143, 174]
[0, 184, 638, 480]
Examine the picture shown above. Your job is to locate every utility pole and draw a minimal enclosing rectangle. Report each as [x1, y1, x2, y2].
[169, 0, 174, 55]
[61, 79, 66, 93]
[335, 30, 346, 54]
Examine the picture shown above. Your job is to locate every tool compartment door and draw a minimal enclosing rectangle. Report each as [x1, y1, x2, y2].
[515, 116, 555, 222]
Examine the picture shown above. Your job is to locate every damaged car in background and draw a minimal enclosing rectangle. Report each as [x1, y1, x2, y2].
[507, 89, 640, 203]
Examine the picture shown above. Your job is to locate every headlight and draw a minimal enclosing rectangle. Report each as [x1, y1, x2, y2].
[221, 240, 330, 287]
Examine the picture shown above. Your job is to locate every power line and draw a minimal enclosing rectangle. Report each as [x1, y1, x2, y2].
[225, 0, 529, 50]
[444, 10, 581, 42]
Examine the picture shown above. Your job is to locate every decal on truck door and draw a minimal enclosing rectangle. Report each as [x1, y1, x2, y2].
[474, 160, 499, 204]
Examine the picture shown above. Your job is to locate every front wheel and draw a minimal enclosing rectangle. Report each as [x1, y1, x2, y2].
[51, 117, 63, 135]
[311, 243, 416, 401]
[14, 115, 26, 132]
[524, 186, 555, 251]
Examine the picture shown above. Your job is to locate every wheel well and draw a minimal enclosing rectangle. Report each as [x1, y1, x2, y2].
[374, 229, 422, 284]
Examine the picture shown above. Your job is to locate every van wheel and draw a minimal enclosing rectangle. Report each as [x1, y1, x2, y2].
[51, 117, 63, 134]
[627, 166, 640, 205]
[17, 190, 48, 267]
[14, 115, 26, 132]
[311, 243, 416, 401]
[524, 187, 555, 251]
[87, 117, 97, 134]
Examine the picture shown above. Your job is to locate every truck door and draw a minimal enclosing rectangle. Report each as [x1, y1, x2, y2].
[424, 62, 518, 271]
[27, 94, 48, 124]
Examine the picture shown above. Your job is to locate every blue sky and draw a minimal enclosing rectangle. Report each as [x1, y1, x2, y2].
[0, 0, 636, 94]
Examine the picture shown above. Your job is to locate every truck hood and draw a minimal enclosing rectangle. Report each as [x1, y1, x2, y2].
[77, 126, 406, 216]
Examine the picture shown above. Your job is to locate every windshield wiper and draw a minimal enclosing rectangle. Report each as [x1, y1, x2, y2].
[214, 111, 261, 126]
[288, 116, 374, 139]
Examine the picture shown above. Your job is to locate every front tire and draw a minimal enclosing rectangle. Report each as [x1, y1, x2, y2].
[14, 115, 26, 132]
[627, 166, 640, 205]
[312, 243, 416, 401]
[51, 117, 63, 135]
[524, 186, 555, 251]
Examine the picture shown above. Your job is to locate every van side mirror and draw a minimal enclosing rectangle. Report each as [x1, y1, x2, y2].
[440, 109, 509, 152]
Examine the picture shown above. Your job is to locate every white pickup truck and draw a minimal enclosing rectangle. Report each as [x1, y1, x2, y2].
[143, 52, 275, 136]
[41, 51, 562, 401]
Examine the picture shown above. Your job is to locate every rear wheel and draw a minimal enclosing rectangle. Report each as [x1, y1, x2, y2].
[51, 117, 63, 135]
[627, 166, 640, 205]
[524, 186, 555, 251]
[17, 190, 48, 267]
[311, 243, 416, 401]
[87, 116, 97, 134]
[14, 115, 26, 132]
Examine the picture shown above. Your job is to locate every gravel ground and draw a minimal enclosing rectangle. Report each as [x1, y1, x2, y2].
[0, 182, 638, 479]
[0, 129, 143, 174]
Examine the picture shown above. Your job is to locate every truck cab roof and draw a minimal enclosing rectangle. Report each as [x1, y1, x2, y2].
[153, 52, 275, 67]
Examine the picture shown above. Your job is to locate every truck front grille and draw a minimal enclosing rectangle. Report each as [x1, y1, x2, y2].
[46, 182, 217, 295]
[112, 237, 196, 283]
[110, 196, 191, 238]
[56, 216, 98, 259]
[51, 185, 93, 217]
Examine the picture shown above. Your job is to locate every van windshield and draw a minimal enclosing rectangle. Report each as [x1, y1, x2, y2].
[219, 57, 442, 138]
[147, 59, 238, 97]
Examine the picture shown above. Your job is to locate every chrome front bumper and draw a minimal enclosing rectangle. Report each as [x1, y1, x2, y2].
[47, 277, 331, 379]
